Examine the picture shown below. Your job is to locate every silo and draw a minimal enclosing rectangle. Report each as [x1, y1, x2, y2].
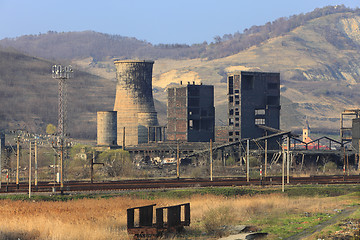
[113, 60, 159, 146]
[97, 111, 117, 146]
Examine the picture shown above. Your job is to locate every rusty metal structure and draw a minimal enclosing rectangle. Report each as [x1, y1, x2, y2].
[227, 71, 280, 149]
[340, 109, 360, 148]
[97, 111, 117, 146]
[167, 82, 215, 142]
[113, 60, 160, 146]
[127, 203, 190, 239]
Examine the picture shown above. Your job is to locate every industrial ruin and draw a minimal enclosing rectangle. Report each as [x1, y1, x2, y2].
[113, 60, 162, 146]
[167, 82, 215, 142]
[227, 71, 280, 149]
[94, 60, 360, 173]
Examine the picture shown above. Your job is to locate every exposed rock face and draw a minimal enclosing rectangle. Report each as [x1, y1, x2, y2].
[113, 60, 158, 146]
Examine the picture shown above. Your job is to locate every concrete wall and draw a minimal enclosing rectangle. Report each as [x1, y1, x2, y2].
[97, 111, 117, 146]
[113, 60, 159, 146]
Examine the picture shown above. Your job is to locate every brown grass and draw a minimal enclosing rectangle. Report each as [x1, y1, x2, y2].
[0, 193, 352, 240]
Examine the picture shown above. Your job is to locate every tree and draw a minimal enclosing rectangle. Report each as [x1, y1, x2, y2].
[98, 149, 133, 177]
[46, 124, 56, 135]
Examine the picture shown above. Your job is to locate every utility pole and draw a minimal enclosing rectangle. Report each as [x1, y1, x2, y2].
[287, 135, 290, 184]
[210, 139, 213, 181]
[16, 136, 20, 189]
[264, 139, 268, 177]
[29, 142, 32, 198]
[176, 141, 180, 179]
[282, 143, 285, 192]
[90, 151, 104, 183]
[246, 139, 250, 182]
[34, 141, 38, 190]
[358, 139, 360, 172]
[0, 137, 2, 189]
[123, 127, 126, 150]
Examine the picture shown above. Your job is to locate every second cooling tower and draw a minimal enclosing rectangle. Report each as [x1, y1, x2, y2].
[114, 60, 159, 146]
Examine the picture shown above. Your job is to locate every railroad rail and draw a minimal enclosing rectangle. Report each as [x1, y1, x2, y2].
[0, 175, 359, 193]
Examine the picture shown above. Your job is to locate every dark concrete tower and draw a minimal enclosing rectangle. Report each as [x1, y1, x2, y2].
[227, 71, 280, 149]
[113, 60, 159, 146]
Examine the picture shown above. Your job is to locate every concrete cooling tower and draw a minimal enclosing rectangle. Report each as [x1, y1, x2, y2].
[113, 60, 159, 146]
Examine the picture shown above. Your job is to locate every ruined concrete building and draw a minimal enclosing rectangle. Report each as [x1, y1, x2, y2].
[167, 82, 215, 142]
[113, 60, 161, 146]
[227, 71, 280, 148]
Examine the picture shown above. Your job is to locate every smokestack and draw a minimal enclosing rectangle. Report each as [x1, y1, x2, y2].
[113, 60, 159, 145]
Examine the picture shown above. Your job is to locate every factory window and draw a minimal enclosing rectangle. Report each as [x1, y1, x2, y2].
[255, 109, 266, 115]
[229, 109, 234, 115]
[235, 111, 239, 116]
[188, 87, 200, 96]
[235, 138, 239, 141]
[268, 82, 278, 90]
[189, 120, 193, 129]
[188, 98, 200, 107]
[229, 131, 233, 136]
[235, 90, 239, 93]
[229, 96, 233, 103]
[255, 118, 265, 125]
[229, 118, 234, 125]
[235, 117, 239, 122]
[189, 108, 199, 115]
[228, 76, 233, 94]
[235, 123, 239, 127]
[235, 131, 240, 136]
[229, 138, 233, 142]
[242, 74, 254, 90]
[267, 96, 279, 105]
[235, 95, 239, 99]
[235, 100, 240, 105]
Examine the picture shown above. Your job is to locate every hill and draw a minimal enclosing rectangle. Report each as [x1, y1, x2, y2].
[0, 5, 356, 61]
[0, 47, 116, 139]
[77, 8, 360, 134]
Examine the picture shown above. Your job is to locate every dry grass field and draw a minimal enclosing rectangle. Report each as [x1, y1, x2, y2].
[0, 188, 357, 240]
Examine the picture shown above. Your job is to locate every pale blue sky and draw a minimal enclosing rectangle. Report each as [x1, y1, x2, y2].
[0, 0, 359, 44]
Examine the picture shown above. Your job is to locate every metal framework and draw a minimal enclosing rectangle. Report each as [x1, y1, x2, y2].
[52, 65, 72, 138]
[340, 109, 360, 146]
[51, 65, 72, 189]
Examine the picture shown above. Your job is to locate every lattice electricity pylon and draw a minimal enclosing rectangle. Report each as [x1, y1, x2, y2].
[52, 65, 72, 138]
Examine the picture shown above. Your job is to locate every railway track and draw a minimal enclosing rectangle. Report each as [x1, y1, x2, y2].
[0, 175, 359, 193]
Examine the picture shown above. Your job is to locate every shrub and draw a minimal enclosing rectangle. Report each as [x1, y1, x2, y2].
[201, 205, 236, 237]
[98, 149, 133, 177]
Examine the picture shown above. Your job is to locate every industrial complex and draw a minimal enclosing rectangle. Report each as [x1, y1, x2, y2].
[93, 59, 359, 174]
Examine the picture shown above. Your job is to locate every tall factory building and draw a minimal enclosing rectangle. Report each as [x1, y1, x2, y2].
[227, 71, 280, 148]
[113, 60, 160, 146]
[167, 82, 215, 142]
